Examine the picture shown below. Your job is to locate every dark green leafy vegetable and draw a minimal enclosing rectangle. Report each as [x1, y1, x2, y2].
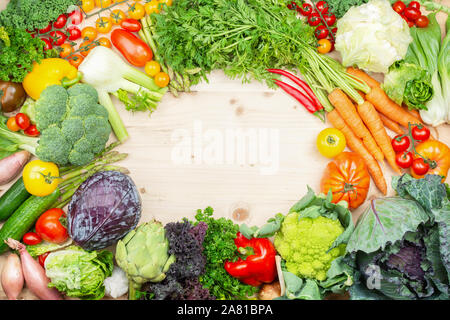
[325, 0, 369, 18]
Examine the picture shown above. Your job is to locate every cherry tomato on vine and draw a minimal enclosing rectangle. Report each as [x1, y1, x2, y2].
[396, 151, 414, 168]
[66, 25, 82, 41]
[50, 30, 67, 46]
[41, 38, 53, 51]
[59, 43, 73, 58]
[80, 40, 97, 57]
[323, 13, 336, 26]
[299, 3, 313, 16]
[6, 117, 20, 132]
[53, 14, 68, 29]
[68, 54, 84, 68]
[392, 1, 406, 14]
[145, 0, 160, 14]
[110, 9, 126, 25]
[411, 124, 430, 142]
[145, 60, 161, 77]
[81, 0, 95, 13]
[308, 12, 321, 26]
[159, 0, 173, 6]
[38, 252, 50, 268]
[315, 25, 329, 40]
[154, 72, 170, 88]
[68, 10, 83, 25]
[315, 1, 329, 14]
[95, 0, 113, 7]
[36, 208, 68, 244]
[412, 158, 430, 176]
[81, 26, 97, 41]
[15, 113, 30, 130]
[404, 7, 421, 21]
[415, 15, 429, 28]
[96, 17, 113, 34]
[407, 19, 415, 28]
[408, 1, 421, 10]
[128, 2, 146, 20]
[23, 232, 42, 246]
[317, 38, 333, 54]
[391, 135, 411, 152]
[38, 22, 52, 34]
[98, 37, 111, 48]
[24, 124, 40, 137]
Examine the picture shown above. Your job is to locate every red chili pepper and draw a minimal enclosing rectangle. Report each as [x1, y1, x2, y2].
[110, 29, 153, 67]
[224, 232, 277, 287]
[267, 68, 323, 110]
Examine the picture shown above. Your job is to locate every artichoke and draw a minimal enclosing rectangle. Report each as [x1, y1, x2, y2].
[115, 221, 176, 300]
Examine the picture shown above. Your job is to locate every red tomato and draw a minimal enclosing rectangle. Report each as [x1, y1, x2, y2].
[53, 14, 68, 29]
[35, 208, 69, 244]
[23, 232, 42, 245]
[68, 10, 83, 25]
[415, 15, 429, 28]
[407, 19, 415, 28]
[66, 25, 82, 41]
[315, 25, 329, 39]
[50, 30, 67, 46]
[38, 252, 50, 268]
[299, 3, 313, 16]
[404, 7, 421, 21]
[120, 18, 142, 32]
[412, 158, 430, 176]
[392, 1, 406, 14]
[396, 151, 414, 169]
[41, 38, 53, 51]
[15, 113, 30, 130]
[411, 124, 430, 142]
[38, 22, 52, 34]
[391, 135, 411, 152]
[308, 12, 321, 26]
[24, 124, 40, 137]
[315, 1, 329, 14]
[323, 13, 336, 26]
[408, 1, 421, 10]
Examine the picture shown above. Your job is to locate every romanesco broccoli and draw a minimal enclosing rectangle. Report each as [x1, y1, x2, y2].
[274, 213, 346, 281]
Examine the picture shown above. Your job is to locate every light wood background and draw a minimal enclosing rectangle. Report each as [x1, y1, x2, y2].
[0, 0, 449, 300]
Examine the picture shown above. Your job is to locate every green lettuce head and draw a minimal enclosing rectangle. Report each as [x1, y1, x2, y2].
[44, 246, 114, 300]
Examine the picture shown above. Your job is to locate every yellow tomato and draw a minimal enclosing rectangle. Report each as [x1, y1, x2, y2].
[23, 160, 60, 197]
[317, 39, 332, 54]
[145, 0, 160, 14]
[79, 40, 97, 57]
[81, 26, 97, 41]
[59, 43, 73, 58]
[128, 2, 146, 20]
[81, 0, 95, 12]
[96, 17, 113, 33]
[97, 36, 111, 48]
[316, 128, 346, 158]
[154, 71, 170, 87]
[145, 60, 161, 77]
[159, 0, 173, 6]
[110, 9, 126, 25]
[95, 0, 113, 8]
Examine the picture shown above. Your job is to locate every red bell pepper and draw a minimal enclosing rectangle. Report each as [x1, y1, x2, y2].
[224, 232, 277, 286]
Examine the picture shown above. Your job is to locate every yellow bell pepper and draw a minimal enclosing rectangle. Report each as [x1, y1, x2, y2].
[22, 58, 80, 100]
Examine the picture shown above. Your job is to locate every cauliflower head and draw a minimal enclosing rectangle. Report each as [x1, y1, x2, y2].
[274, 212, 346, 281]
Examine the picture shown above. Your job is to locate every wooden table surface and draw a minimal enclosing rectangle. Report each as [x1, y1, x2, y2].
[0, 0, 449, 300]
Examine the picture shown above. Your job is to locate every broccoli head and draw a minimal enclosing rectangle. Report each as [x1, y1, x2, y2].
[31, 84, 111, 166]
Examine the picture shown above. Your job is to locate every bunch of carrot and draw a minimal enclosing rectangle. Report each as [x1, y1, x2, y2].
[326, 67, 426, 195]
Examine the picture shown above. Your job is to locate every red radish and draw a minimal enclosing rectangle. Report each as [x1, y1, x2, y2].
[1, 253, 24, 300]
[0, 150, 30, 186]
[5, 238, 63, 300]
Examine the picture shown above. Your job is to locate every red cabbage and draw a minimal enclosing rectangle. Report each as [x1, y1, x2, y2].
[67, 171, 141, 250]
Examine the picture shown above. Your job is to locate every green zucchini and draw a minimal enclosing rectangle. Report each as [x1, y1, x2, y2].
[0, 188, 60, 254]
[0, 178, 31, 221]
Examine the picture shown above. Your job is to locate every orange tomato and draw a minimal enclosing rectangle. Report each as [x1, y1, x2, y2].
[81, 0, 95, 12]
[59, 43, 73, 58]
[97, 36, 111, 48]
[96, 17, 113, 33]
[145, 60, 161, 77]
[95, 0, 113, 7]
[154, 71, 170, 87]
[128, 2, 146, 20]
[411, 140, 450, 181]
[317, 39, 332, 54]
[320, 152, 370, 209]
[79, 40, 97, 57]
[159, 0, 173, 6]
[68, 54, 84, 68]
[110, 9, 126, 24]
[6, 117, 20, 132]
[145, 0, 160, 14]
[81, 26, 97, 41]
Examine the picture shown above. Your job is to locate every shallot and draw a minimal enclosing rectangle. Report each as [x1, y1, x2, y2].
[5, 238, 63, 300]
[0, 151, 30, 186]
[1, 253, 24, 300]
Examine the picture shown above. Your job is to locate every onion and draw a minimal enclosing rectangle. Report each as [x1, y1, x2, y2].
[1, 253, 24, 300]
[0, 151, 30, 186]
[5, 238, 63, 300]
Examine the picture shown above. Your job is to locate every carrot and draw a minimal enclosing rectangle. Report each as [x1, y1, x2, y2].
[379, 114, 404, 135]
[407, 108, 422, 121]
[346, 67, 380, 89]
[328, 88, 384, 162]
[327, 110, 387, 195]
[365, 86, 424, 128]
[357, 102, 402, 175]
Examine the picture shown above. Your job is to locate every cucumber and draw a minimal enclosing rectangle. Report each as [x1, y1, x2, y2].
[0, 188, 60, 254]
[0, 178, 31, 221]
